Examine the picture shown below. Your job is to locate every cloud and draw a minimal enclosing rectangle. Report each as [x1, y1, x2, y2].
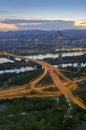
[0, 19, 86, 31]
[2, 19, 75, 30]
[0, 22, 18, 31]
[19, 22, 42, 26]
[74, 20, 86, 28]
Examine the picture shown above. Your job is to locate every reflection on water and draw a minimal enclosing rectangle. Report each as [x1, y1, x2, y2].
[0, 63, 86, 75]
[0, 58, 14, 63]
[26, 51, 85, 60]
[0, 51, 85, 63]
[0, 104, 6, 112]
[54, 63, 86, 68]
[0, 51, 86, 74]
[0, 67, 35, 74]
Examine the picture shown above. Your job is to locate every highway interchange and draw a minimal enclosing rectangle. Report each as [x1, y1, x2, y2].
[0, 51, 86, 110]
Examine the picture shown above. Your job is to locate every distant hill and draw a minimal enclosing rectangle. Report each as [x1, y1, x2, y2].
[0, 29, 86, 39]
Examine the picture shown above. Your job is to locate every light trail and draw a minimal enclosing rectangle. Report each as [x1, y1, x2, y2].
[0, 51, 86, 110]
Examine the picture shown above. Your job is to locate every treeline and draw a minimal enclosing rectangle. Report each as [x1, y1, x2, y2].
[0, 60, 37, 70]
[44, 54, 86, 65]
[0, 70, 43, 88]
[62, 67, 86, 79]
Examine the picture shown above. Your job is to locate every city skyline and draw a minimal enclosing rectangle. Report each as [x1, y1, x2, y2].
[0, 0, 86, 31]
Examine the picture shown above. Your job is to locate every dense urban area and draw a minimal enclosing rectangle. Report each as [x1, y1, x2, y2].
[0, 30, 86, 51]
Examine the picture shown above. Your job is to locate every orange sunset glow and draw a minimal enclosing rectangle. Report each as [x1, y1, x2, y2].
[0, 23, 18, 30]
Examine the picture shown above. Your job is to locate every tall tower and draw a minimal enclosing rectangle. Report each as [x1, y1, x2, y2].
[58, 31, 63, 68]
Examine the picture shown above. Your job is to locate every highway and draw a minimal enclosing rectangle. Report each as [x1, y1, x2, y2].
[0, 51, 86, 110]
[73, 77, 86, 83]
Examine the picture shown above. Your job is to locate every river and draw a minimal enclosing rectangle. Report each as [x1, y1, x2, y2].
[0, 51, 86, 74]
[26, 51, 85, 60]
[0, 67, 36, 74]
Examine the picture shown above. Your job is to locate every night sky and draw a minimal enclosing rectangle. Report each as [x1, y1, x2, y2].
[0, 0, 86, 31]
